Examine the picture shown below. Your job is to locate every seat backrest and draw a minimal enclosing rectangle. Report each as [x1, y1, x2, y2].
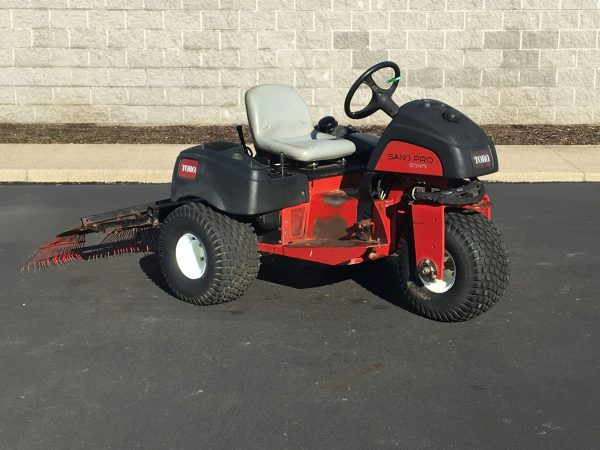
[245, 84, 314, 147]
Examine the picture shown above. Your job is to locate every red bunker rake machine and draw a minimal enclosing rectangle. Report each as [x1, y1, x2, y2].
[24, 62, 509, 322]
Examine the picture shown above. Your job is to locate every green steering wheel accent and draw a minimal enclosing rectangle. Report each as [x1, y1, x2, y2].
[387, 75, 402, 83]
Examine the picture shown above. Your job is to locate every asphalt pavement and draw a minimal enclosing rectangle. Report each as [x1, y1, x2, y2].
[1, 183, 599, 449]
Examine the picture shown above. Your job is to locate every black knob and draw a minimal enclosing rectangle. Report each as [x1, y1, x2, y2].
[316, 116, 338, 134]
[442, 110, 459, 123]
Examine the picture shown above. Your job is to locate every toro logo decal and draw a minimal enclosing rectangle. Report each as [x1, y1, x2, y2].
[471, 148, 493, 170]
[178, 158, 198, 179]
[375, 141, 443, 176]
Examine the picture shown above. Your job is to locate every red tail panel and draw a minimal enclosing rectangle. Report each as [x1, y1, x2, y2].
[374, 141, 443, 176]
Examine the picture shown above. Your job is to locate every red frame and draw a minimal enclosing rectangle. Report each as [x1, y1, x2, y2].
[258, 174, 391, 265]
[257, 142, 492, 276]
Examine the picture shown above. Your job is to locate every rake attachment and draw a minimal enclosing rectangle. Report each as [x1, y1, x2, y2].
[22, 232, 87, 271]
[21, 199, 177, 272]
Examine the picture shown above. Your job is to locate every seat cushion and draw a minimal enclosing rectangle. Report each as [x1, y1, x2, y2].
[245, 84, 356, 162]
[264, 131, 356, 162]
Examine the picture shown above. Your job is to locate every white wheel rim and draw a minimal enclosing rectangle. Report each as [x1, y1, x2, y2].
[419, 251, 457, 294]
[175, 233, 207, 280]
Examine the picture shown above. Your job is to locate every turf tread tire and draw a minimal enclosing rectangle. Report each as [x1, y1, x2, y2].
[398, 210, 509, 322]
[159, 202, 259, 306]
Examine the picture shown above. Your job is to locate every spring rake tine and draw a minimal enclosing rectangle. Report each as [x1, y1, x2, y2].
[21, 226, 160, 272]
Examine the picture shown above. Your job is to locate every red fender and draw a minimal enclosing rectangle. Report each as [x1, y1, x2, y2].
[411, 203, 445, 281]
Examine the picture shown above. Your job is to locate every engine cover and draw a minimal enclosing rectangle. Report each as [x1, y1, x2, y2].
[367, 99, 498, 179]
[171, 141, 308, 215]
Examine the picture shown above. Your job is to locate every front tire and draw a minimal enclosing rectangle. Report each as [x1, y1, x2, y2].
[159, 203, 260, 306]
[398, 210, 509, 322]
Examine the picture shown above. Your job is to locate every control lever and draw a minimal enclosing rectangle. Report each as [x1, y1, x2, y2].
[236, 125, 253, 157]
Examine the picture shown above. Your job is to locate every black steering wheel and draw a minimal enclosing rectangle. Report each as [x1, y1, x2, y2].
[344, 61, 401, 120]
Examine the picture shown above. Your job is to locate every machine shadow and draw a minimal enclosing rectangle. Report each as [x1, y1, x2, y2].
[258, 254, 415, 313]
[257, 254, 353, 289]
[138, 252, 414, 314]
[138, 253, 173, 297]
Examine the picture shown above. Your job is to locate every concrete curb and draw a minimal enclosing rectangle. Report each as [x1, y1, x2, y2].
[0, 144, 599, 183]
[482, 145, 600, 182]
[0, 144, 183, 183]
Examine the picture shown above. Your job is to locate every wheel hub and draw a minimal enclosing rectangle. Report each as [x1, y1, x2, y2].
[418, 251, 457, 294]
[417, 259, 437, 280]
[175, 233, 207, 280]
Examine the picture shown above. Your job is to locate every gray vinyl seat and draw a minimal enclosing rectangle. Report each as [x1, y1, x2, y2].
[245, 84, 356, 162]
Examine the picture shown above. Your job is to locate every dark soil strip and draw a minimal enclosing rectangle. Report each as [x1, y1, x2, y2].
[0, 123, 598, 145]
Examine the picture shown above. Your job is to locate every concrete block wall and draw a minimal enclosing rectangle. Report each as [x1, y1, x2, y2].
[0, 0, 599, 125]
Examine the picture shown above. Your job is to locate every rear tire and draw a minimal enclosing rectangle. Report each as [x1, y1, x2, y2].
[159, 202, 260, 306]
[398, 210, 509, 322]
